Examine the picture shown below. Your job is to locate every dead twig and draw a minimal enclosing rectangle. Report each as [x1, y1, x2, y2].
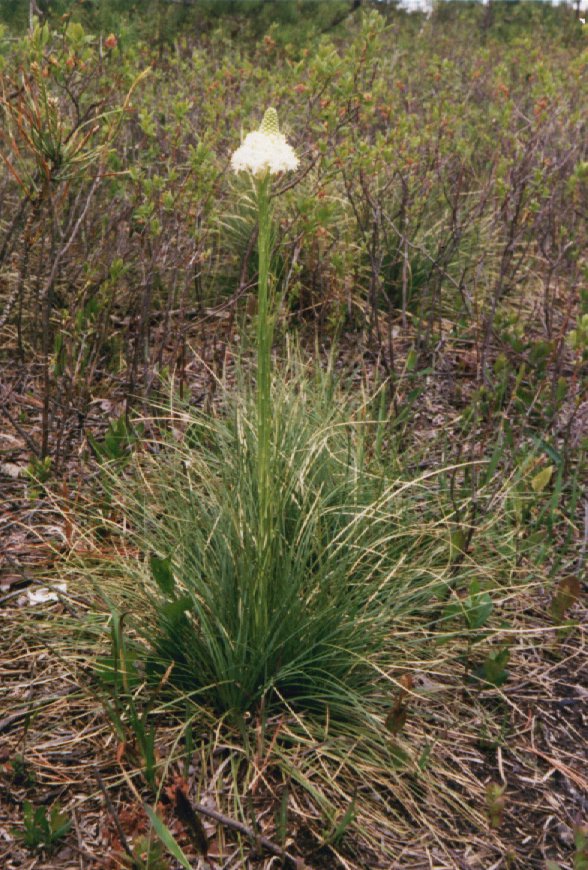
[183, 796, 301, 869]
[96, 772, 136, 863]
[0, 394, 40, 456]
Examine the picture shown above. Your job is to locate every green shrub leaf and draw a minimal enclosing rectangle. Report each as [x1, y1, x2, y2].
[531, 465, 554, 493]
[150, 554, 175, 597]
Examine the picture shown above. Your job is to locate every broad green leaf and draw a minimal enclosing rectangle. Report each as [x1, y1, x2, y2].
[465, 585, 493, 630]
[50, 805, 72, 840]
[449, 528, 466, 562]
[405, 348, 418, 373]
[476, 647, 510, 687]
[531, 465, 553, 493]
[150, 554, 175, 596]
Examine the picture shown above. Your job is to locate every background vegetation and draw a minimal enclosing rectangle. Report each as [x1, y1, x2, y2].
[1, 2, 586, 868]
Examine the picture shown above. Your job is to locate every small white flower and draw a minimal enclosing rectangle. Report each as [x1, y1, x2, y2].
[231, 107, 299, 178]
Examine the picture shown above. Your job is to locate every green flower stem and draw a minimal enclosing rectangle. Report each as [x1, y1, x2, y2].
[256, 173, 272, 613]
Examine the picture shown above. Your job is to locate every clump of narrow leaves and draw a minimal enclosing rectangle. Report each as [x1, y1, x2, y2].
[91, 362, 459, 721]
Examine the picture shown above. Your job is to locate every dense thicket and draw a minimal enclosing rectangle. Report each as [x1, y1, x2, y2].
[0, 4, 586, 471]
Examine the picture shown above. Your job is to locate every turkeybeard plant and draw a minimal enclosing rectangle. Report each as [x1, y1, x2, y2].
[231, 108, 299, 635]
[82, 108, 480, 723]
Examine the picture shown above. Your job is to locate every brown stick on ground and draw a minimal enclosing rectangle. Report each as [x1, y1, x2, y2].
[185, 793, 301, 868]
[96, 772, 135, 863]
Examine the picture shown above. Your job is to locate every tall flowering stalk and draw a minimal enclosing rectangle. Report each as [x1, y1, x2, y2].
[254, 172, 271, 569]
[231, 108, 299, 620]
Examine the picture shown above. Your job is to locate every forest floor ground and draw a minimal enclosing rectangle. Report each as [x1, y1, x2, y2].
[1, 327, 587, 870]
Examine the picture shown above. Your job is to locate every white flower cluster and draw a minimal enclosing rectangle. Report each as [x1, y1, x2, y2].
[231, 108, 299, 178]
